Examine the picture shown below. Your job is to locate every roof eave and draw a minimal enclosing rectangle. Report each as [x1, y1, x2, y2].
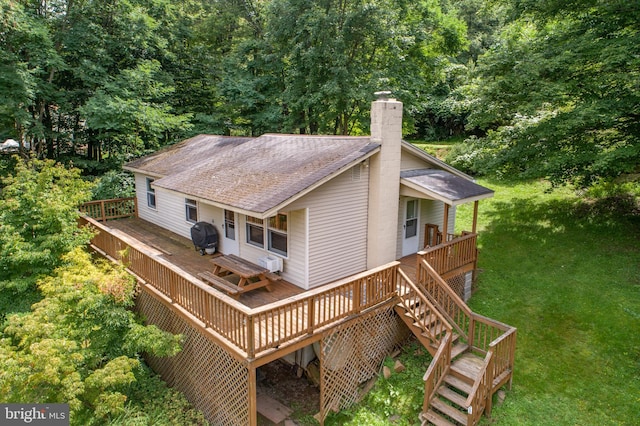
[400, 179, 494, 206]
[122, 166, 165, 179]
[258, 146, 381, 218]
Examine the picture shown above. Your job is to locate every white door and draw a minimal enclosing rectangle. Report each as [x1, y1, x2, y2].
[222, 210, 239, 255]
[402, 198, 420, 256]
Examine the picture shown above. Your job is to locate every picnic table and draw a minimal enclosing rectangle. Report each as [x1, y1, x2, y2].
[198, 254, 281, 298]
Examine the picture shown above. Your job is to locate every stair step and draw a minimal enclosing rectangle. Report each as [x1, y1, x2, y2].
[443, 374, 472, 395]
[430, 398, 468, 425]
[450, 353, 485, 384]
[408, 308, 436, 324]
[430, 333, 461, 349]
[437, 386, 468, 408]
[451, 343, 469, 359]
[421, 321, 447, 337]
[422, 408, 458, 426]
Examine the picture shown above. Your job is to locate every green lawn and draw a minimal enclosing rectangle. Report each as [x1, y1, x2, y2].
[326, 179, 640, 425]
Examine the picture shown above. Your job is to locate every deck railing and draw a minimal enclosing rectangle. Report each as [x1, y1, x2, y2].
[417, 259, 472, 339]
[80, 215, 401, 359]
[466, 351, 493, 425]
[396, 269, 452, 347]
[422, 332, 452, 410]
[418, 232, 478, 278]
[80, 197, 137, 222]
[416, 255, 516, 422]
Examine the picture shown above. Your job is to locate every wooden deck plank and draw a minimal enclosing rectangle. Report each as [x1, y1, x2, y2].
[104, 218, 306, 308]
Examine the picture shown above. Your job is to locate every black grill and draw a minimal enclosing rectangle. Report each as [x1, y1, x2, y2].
[190, 222, 218, 255]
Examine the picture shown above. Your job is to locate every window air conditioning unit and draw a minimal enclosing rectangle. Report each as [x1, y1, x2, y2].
[258, 256, 282, 273]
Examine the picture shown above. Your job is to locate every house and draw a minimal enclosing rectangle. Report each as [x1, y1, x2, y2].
[123, 93, 494, 291]
[82, 94, 514, 426]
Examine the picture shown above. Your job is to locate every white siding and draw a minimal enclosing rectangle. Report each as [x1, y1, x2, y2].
[395, 199, 457, 258]
[288, 166, 369, 288]
[232, 209, 307, 288]
[424, 200, 456, 234]
[135, 174, 194, 239]
[401, 151, 430, 171]
[285, 209, 308, 287]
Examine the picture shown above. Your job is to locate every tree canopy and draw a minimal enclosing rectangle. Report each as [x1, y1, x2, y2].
[451, 0, 640, 188]
[0, 0, 638, 190]
[0, 158, 93, 291]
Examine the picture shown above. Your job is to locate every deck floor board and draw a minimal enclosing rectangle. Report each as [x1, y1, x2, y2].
[101, 217, 417, 309]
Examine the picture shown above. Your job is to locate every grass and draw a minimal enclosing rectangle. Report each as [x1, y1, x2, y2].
[408, 136, 464, 159]
[325, 178, 640, 425]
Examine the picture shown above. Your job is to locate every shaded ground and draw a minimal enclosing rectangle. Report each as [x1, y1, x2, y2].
[257, 359, 320, 425]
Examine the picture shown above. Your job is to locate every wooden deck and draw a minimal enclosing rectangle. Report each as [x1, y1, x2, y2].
[101, 217, 418, 308]
[104, 218, 305, 309]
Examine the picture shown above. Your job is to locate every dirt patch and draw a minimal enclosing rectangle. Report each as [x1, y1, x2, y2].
[257, 359, 320, 425]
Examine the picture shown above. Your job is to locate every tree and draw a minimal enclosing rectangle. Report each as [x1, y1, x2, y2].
[208, 0, 469, 136]
[456, 0, 640, 188]
[80, 60, 192, 160]
[0, 248, 183, 423]
[0, 158, 93, 291]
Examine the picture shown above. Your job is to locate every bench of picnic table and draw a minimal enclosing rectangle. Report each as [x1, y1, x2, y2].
[198, 271, 241, 298]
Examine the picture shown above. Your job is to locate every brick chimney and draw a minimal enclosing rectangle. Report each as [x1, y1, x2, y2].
[367, 92, 403, 269]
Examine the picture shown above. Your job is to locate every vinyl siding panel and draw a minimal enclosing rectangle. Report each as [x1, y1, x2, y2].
[135, 174, 194, 239]
[395, 199, 457, 258]
[401, 151, 431, 171]
[288, 166, 369, 288]
[284, 209, 307, 287]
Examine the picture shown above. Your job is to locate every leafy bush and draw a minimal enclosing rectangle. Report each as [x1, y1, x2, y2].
[92, 170, 136, 201]
[0, 158, 94, 292]
[0, 248, 184, 425]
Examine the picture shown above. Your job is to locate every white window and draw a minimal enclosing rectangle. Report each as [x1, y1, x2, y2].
[267, 214, 288, 256]
[246, 216, 264, 248]
[245, 213, 288, 256]
[146, 178, 156, 209]
[185, 198, 197, 223]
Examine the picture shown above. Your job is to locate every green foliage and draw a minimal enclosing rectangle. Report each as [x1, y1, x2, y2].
[81, 60, 193, 157]
[462, 1, 640, 188]
[109, 365, 208, 426]
[0, 248, 183, 424]
[91, 170, 136, 201]
[325, 341, 432, 425]
[0, 158, 94, 290]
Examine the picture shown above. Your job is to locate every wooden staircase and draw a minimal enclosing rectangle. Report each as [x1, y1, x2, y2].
[395, 258, 517, 426]
[422, 354, 484, 426]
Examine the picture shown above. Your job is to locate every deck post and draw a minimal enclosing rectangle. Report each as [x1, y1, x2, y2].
[472, 200, 479, 233]
[248, 365, 258, 426]
[247, 315, 255, 359]
[100, 200, 106, 222]
[442, 204, 450, 240]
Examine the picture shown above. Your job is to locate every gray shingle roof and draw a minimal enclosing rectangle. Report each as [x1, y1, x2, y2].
[400, 169, 494, 205]
[125, 134, 379, 215]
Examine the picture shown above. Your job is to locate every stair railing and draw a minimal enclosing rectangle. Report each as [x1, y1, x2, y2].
[465, 351, 493, 426]
[422, 332, 452, 412]
[416, 256, 517, 425]
[417, 259, 473, 341]
[397, 269, 453, 347]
